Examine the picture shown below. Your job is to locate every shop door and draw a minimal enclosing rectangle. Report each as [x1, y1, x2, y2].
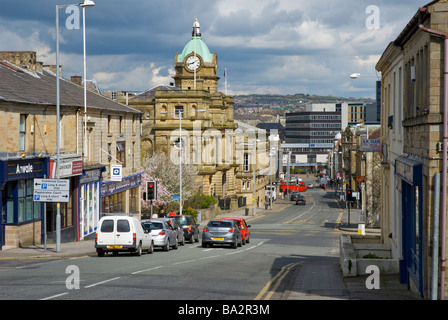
[0, 191, 4, 249]
[401, 181, 423, 296]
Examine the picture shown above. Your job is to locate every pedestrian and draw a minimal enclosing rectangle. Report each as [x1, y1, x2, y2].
[159, 209, 166, 218]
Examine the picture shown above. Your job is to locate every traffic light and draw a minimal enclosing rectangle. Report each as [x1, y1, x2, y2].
[346, 188, 353, 201]
[146, 181, 157, 201]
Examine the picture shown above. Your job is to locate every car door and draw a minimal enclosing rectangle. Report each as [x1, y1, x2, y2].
[115, 218, 133, 247]
[97, 218, 116, 246]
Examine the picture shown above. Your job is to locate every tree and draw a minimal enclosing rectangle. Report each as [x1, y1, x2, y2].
[141, 152, 199, 213]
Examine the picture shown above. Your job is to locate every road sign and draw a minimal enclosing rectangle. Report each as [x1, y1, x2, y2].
[111, 164, 122, 182]
[171, 196, 180, 200]
[33, 179, 70, 202]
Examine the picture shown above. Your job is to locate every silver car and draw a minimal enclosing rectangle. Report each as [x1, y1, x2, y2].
[202, 219, 243, 249]
[141, 219, 178, 251]
[164, 218, 185, 246]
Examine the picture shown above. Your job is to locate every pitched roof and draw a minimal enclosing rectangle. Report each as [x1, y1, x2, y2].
[0, 59, 141, 114]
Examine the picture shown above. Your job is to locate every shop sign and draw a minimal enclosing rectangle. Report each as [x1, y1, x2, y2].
[101, 173, 142, 197]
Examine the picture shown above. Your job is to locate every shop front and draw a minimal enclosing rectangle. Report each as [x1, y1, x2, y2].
[79, 165, 105, 240]
[0, 157, 50, 249]
[101, 173, 142, 217]
[395, 155, 423, 296]
[47, 156, 83, 243]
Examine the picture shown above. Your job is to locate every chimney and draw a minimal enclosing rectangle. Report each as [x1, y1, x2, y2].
[0, 51, 37, 73]
[71, 75, 83, 86]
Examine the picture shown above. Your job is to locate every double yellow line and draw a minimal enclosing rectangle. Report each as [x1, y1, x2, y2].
[254, 262, 301, 300]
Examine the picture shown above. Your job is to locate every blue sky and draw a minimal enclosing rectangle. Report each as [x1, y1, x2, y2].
[0, 0, 429, 98]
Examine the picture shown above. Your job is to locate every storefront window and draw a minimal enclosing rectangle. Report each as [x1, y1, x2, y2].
[5, 179, 41, 224]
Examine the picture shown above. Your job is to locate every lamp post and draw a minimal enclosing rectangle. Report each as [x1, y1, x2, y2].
[81, 0, 95, 162]
[55, 0, 94, 252]
[161, 108, 205, 215]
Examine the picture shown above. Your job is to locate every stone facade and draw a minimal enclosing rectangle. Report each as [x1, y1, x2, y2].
[376, 0, 448, 299]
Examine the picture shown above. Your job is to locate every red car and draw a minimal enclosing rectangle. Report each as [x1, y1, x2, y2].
[222, 217, 251, 245]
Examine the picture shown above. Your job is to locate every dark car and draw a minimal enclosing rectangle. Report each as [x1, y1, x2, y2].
[170, 215, 200, 243]
[295, 195, 306, 205]
[290, 192, 300, 201]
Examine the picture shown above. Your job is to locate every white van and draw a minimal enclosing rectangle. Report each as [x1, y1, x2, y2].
[95, 216, 154, 257]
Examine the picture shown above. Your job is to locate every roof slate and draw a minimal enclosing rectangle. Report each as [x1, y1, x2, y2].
[0, 60, 141, 114]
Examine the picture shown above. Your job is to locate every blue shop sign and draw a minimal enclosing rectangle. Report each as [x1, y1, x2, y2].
[101, 173, 142, 197]
[0, 158, 48, 182]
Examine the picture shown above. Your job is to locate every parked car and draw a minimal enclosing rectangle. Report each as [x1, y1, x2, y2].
[295, 195, 306, 205]
[170, 215, 200, 243]
[95, 215, 154, 257]
[202, 219, 243, 249]
[165, 217, 186, 246]
[222, 217, 251, 245]
[141, 218, 178, 251]
[290, 192, 300, 201]
[307, 183, 314, 189]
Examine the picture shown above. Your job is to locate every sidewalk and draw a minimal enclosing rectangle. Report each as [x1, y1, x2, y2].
[0, 197, 421, 300]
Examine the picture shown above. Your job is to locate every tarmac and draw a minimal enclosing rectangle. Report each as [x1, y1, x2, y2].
[0, 189, 422, 300]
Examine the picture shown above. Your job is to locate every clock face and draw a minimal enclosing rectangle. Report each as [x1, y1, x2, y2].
[186, 56, 200, 71]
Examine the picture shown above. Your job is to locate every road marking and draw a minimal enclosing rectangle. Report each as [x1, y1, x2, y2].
[285, 202, 316, 224]
[254, 262, 301, 300]
[131, 266, 164, 275]
[172, 259, 198, 265]
[40, 292, 68, 300]
[85, 277, 121, 288]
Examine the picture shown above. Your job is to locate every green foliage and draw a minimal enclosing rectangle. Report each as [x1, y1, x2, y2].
[182, 206, 198, 220]
[185, 194, 217, 209]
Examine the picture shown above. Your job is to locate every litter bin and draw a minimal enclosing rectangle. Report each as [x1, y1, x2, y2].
[245, 208, 249, 216]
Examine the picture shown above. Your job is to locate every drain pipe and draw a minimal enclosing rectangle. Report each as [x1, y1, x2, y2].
[432, 173, 440, 300]
[418, 7, 448, 300]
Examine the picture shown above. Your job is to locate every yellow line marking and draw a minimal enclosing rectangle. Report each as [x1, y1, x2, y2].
[254, 262, 301, 300]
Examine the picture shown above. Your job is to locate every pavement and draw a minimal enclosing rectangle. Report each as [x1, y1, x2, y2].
[0, 189, 422, 300]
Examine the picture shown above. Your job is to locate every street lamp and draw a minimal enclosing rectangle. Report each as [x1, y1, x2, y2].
[55, 0, 94, 252]
[161, 108, 205, 215]
[80, 0, 95, 162]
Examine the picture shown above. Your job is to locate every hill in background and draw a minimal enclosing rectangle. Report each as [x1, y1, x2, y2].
[234, 93, 375, 124]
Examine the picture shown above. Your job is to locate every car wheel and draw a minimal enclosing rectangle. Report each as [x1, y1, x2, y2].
[202, 242, 208, 248]
[135, 243, 142, 256]
[246, 236, 250, 244]
[148, 241, 154, 254]
[189, 235, 194, 244]
[173, 238, 179, 249]
[242, 237, 246, 245]
[238, 236, 242, 247]
[164, 239, 170, 251]
[181, 236, 185, 246]
[232, 240, 237, 249]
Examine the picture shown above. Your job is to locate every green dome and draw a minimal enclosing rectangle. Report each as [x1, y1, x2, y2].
[177, 36, 213, 63]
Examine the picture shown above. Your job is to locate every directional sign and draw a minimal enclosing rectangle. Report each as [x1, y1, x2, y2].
[33, 179, 70, 203]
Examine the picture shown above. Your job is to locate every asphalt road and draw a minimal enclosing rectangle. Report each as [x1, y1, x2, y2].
[0, 186, 343, 302]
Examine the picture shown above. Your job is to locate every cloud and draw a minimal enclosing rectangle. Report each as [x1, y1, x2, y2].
[0, 0, 430, 98]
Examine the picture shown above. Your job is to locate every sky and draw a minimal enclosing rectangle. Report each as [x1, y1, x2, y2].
[0, 0, 430, 99]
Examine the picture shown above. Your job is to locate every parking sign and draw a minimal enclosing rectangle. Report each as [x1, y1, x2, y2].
[111, 164, 122, 181]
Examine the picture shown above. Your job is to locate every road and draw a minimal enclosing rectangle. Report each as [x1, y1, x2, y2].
[0, 186, 343, 302]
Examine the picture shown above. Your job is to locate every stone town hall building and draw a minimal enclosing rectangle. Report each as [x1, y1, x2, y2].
[123, 19, 271, 205]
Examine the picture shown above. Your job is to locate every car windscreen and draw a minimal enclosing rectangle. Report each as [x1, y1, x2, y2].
[174, 216, 190, 225]
[208, 221, 233, 228]
[142, 222, 164, 230]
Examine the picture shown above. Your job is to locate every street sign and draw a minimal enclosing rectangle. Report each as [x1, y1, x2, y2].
[172, 196, 180, 200]
[33, 179, 70, 203]
[111, 164, 122, 182]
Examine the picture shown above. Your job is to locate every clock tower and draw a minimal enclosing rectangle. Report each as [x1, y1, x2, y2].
[173, 18, 219, 92]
